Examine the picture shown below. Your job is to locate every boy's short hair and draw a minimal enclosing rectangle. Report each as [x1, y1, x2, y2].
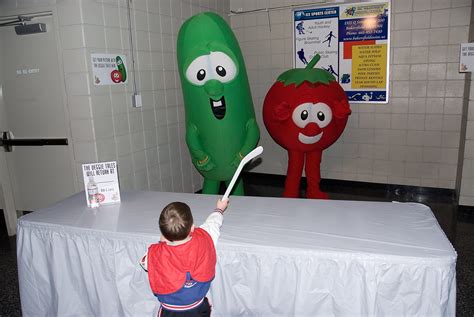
[159, 202, 194, 241]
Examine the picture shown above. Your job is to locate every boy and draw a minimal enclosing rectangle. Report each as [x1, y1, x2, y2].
[140, 198, 229, 316]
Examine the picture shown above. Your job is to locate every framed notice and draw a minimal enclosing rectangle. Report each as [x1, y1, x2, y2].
[460, 43, 474, 72]
[91, 53, 128, 86]
[293, 1, 390, 103]
[82, 161, 121, 207]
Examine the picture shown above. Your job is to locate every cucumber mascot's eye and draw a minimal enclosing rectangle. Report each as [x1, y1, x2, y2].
[185, 52, 237, 86]
[216, 66, 226, 77]
[197, 69, 206, 81]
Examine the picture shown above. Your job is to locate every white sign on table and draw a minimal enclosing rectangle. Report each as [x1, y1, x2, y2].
[82, 161, 121, 207]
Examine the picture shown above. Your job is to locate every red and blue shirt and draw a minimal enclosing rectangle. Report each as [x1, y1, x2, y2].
[140, 211, 223, 308]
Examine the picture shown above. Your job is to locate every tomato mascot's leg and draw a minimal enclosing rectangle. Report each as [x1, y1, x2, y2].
[284, 150, 305, 198]
[225, 177, 245, 196]
[305, 150, 328, 199]
[203, 179, 220, 194]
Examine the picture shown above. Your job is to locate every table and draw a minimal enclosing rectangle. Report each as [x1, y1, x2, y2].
[17, 191, 457, 316]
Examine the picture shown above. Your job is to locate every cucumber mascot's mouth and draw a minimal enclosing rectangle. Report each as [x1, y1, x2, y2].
[210, 97, 226, 119]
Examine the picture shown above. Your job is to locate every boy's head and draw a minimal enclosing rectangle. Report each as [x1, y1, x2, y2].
[159, 202, 194, 242]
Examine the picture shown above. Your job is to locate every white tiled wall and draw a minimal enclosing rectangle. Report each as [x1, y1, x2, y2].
[1, 0, 230, 195]
[459, 3, 474, 206]
[2, 0, 473, 206]
[230, 0, 472, 194]
[66, 0, 229, 192]
[63, 0, 230, 193]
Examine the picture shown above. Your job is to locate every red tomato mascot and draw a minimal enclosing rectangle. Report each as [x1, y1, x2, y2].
[263, 54, 351, 199]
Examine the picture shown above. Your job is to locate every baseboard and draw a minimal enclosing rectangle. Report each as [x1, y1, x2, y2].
[459, 205, 474, 213]
[458, 205, 474, 223]
[242, 172, 456, 202]
[0, 209, 11, 251]
[195, 172, 457, 204]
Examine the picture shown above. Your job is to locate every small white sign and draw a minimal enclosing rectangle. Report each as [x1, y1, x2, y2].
[16, 68, 40, 76]
[82, 161, 121, 207]
[460, 43, 474, 73]
[91, 53, 128, 85]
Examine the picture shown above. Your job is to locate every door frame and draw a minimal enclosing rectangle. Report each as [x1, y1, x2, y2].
[0, 6, 77, 235]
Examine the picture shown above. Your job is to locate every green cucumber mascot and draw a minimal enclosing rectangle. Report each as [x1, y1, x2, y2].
[177, 12, 260, 195]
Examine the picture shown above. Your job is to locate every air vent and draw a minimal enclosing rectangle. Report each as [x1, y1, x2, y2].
[14, 23, 46, 35]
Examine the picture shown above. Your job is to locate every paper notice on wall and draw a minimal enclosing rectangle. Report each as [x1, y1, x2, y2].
[293, 1, 390, 103]
[91, 53, 128, 85]
[459, 43, 474, 72]
[352, 44, 387, 89]
[82, 161, 121, 207]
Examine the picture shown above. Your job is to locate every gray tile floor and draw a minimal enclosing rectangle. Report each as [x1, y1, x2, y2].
[1, 174, 473, 316]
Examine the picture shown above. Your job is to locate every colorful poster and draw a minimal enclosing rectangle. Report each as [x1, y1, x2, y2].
[91, 53, 128, 86]
[294, 2, 390, 103]
[82, 161, 121, 207]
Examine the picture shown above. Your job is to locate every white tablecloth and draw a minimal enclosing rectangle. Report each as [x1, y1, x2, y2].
[17, 191, 457, 316]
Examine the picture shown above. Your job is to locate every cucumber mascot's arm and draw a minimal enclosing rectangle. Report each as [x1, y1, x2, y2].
[186, 123, 215, 172]
[231, 117, 260, 168]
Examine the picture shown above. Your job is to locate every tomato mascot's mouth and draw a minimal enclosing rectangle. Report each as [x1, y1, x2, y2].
[298, 122, 323, 144]
[298, 132, 323, 144]
[210, 97, 226, 120]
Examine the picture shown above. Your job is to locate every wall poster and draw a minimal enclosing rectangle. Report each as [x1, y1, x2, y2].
[459, 43, 474, 72]
[91, 53, 128, 86]
[293, 2, 390, 103]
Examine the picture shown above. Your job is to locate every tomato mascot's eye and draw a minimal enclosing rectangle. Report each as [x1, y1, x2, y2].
[292, 102, 333, 129]
[216, 66, 226, 77]
[197, 69, 206, 81]
[317, 111, 325, 121]
[292, 103, 313, 128]
[301, 110, 309, 120]
[311, 103, 333, 128]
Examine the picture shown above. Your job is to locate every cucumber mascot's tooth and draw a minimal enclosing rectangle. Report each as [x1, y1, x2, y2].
[177, 12, 260, 195]
[116, 56, 126, 82]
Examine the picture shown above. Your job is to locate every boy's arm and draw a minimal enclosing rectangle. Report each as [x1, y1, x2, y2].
[139, 251, 148, 272]
[200, 199, 229, 245]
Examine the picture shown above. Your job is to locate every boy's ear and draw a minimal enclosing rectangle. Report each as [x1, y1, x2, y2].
[190, 224, 195, 233]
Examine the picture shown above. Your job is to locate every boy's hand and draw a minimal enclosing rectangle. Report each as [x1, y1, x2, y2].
[216, 198, 229, 213]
